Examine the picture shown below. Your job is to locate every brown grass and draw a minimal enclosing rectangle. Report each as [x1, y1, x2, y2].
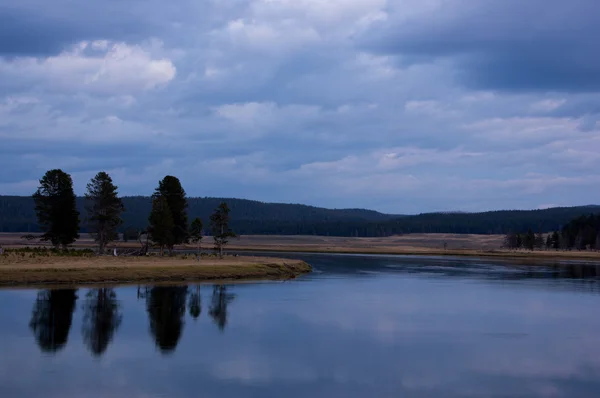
[0, 254, 312, 287]
[3, 233, 600, 262]
[189, 234, 600, 261]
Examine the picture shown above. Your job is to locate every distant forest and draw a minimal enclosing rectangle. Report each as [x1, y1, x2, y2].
[1, 195, 598, 237]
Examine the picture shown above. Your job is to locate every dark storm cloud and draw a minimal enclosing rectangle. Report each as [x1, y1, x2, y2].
[364, 0, 600, 91]
[0, 10, 79, 55]
[0, 0, 185, 56]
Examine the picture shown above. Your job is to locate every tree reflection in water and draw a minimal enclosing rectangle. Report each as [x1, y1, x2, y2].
[209, 285, 235, 332]
[145, 286, 188, 353]
[188, 285, 201, 321]
[29, 289, 78, 353]
[81, 288, 122, 356]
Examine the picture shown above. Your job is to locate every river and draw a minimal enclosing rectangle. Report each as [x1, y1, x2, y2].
[1, 253, 600, 397]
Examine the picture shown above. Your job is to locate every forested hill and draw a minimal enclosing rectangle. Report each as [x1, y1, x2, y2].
[375, 207, 600, 235]
[0, 195, 598, 236]
[0, 195, 398, 234]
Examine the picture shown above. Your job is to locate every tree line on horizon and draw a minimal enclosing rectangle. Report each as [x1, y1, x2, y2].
[1, 189, 599, 237]
[504, 214, 600, 251]
[30, 169, 236, 256]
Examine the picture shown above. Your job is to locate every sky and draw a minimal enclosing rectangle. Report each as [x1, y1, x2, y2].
[1, 0, 599, 214]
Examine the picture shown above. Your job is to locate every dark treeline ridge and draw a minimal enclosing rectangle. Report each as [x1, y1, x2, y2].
[558, 214, 600, 250]
[0, 195, 598, 236]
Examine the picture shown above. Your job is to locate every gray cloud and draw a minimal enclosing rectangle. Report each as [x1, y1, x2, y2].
[0, 2, 162, 56]
[364, 0, 600, 92]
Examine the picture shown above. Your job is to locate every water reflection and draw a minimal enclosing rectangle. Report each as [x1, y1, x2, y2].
[145, 286, 188, 353]
[299, 253, 600, 285]
[21, 255, 600, 362]
[29, 289, 78, 353]
[209, 285, 236, 332]
[7, 255, 600, 398]
[81, 288, 122, 357]
[188, 285, 202, 320]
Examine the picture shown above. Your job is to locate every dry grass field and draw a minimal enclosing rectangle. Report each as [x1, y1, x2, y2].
[0, 232, 503, 250]
[0, 252, 311, 287]
[2, 232, 600, 261]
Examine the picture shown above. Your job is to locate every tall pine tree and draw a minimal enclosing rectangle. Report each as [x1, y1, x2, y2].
[85, 172, 124, 254]
[148, 196, 175, 256]
[32, 169, 80, 249]
[189, 217, 203, 258]
[210, 202, 236, 258]
[152, 176, 188, 253]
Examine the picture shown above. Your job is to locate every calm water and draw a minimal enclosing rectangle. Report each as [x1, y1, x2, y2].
[2, 253, 600, 398]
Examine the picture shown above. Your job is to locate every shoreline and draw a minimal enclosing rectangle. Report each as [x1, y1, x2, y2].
[0, 255, 312, 288]
[3, 232, 600, 266]
[228, 246, 600, 262]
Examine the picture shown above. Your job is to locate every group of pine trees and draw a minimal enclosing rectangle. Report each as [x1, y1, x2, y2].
[554, 214, 600, 250]
[504, 214, 600, 251]
[31, 169, 235, 256]
[504, 229, 551, 250]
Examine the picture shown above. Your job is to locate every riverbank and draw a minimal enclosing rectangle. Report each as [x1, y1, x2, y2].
[0, 254, 312, 287]
[2, 233, 600, 262]
[227, 246, 600, 262]
[214, 235, 600, 261]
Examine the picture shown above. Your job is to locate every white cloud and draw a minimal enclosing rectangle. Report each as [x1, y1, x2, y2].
[252, 0, 388, 28]
[0, 96, 159, 142]
[216, 18, 321, 55]
[464, 117, 582, 145]
[212, 101, 321, 134]
[530, 99, 566, 112]
[0, 41, 176, 95]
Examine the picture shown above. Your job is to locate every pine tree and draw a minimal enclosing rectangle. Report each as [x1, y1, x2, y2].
[32, 169, 80, 249]
[504, 232, 518, 249]
[523, 229, 535, 251]
[148, 196, 175, 255]
[575, 232, 584, 250]
[545, 234, 552, 249]
[552, 231, 560, 250]
[559, 231, 570, 250]
[534, 232, 544, 250]
[516, 233, 523, 249]
[153, 176, 188, 253]
[85, 172, 124, 254]
[189, 217, 203, 259]
[210, 202, 236, 259]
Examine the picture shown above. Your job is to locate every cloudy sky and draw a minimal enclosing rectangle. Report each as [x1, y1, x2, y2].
[1, 0, 598, 214]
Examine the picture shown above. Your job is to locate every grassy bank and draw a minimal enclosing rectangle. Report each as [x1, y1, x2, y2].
[0, 253, 312, 287]
[3, 233, 600, 263]
[225, 246, 600, 261]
